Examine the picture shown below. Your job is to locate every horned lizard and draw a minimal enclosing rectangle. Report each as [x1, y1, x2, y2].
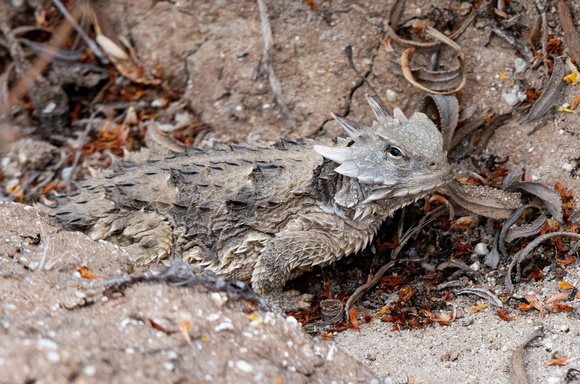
[47, 96, 451, 310]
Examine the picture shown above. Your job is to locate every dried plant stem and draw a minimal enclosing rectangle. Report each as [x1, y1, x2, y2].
[256, 0, 295, 128]
[51, 0, 107, 63]
[558, 1, 580, 65]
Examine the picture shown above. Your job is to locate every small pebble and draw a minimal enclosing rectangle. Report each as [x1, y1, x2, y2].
[473, 243, 489, 256]
[502, 89, 520, 107]
[42, 102, 56, 114]
[514, 58, 527, 73]
[525, 141, 534, 152]
[214, 322, 234, 332]
[83, 365, 96, 376]
[47, 352, 60, 363]
[151, 99, 165, 108]
[235, 360, 254, 373]
[386, 89, 397, 102]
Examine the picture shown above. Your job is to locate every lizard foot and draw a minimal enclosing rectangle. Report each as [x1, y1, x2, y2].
[263, 290, 315, 313]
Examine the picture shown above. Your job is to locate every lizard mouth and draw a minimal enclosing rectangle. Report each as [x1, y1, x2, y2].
[363, 179, 447, 204]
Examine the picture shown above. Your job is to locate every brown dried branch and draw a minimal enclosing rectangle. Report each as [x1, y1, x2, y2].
[557, 1, 580, 64]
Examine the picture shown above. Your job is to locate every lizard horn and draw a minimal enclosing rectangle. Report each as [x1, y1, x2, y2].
[365, 95, 391, 121]
[331, 113, 364, 140]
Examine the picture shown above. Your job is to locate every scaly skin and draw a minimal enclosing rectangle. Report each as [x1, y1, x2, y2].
[48, 96, 451, 310]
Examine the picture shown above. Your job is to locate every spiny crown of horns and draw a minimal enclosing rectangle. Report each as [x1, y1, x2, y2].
[313, 95, 446, 185]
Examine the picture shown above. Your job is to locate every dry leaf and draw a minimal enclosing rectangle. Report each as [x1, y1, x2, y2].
[149, 319, 171, 334]
[470, 304, 487, 313]
[179, 319, 192, 342]
[348, 308, 360, 331]
[548, 302, 574, 312]
[557, 255, 575, 265]
[547, 292, 571, 304]
[76, 266, 96, 279]
[497, 307, 514, 321]
[560, 281, 575, 289]
[548, 358, 568, 366]
[571, 95, 580, 110]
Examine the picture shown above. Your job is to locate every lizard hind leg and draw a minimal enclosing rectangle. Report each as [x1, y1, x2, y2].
[251, 230, 339, 312]
[91, 209, 174, 264]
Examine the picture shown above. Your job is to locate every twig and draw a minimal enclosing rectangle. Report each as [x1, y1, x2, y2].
[557, 1, 580, 65]
[344, 206, 447, 320]
[505, 232, 580, 293]
[541, 13, 549, 77]
[256, 0, 295, 128]
[510, 327, 544, 384]
[456, 288, 503, 307]
[499, 204, 540, 259]
[51, 0, 108, 64]
[344, 261, 396, 321]
[66, 112, 96, 195]
[4, 6, 79, 108]
[490, 23, 532, 61]
[36, 210, 51, 271]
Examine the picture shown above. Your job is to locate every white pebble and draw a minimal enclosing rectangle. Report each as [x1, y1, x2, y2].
[514, 58, 527, 73]
[83, 365, 96, 376]
[46, 352, 60, 363]
[37, 339, 58, 350]
[235, 360, 254, 373]
[473, 243, 489, 256]
[214, 322, 234, 332]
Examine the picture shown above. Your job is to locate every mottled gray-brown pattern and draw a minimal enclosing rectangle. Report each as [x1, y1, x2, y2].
[47, 97, 451, 310]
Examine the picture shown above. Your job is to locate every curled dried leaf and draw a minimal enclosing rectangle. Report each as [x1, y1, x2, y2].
[525, 57, 566, 123]
[400, 49, 466, 95]
[417, 94, 459, 152]
[506, 182, 563, 223]
[387, 0, 476, 51]
[445, 179, 521, 219]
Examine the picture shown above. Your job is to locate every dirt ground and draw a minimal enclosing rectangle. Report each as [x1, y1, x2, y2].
[2, 0, 580, 383]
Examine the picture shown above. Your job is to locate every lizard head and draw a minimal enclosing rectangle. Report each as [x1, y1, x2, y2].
[314, 96, 451, 204]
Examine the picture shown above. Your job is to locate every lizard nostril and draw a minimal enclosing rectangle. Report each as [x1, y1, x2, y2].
[429, 161, 437, 169]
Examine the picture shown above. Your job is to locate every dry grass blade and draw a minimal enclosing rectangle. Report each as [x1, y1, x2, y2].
[145, 122, 188, 154]
[387, 62, 463, 91]
[528, 15, 542, 53]
[484, 229, 501, 268]
[456, 288, 503, 307]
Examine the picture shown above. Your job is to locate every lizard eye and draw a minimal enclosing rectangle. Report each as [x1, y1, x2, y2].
[387, 146, 402, 158]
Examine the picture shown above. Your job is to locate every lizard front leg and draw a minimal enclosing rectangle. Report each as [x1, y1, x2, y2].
[251, 229, 341, 312]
